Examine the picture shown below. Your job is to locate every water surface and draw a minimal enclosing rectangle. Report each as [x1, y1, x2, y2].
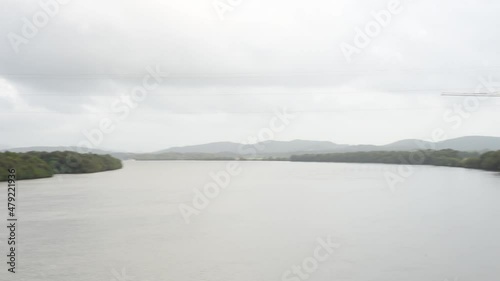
[3, 161, 500, 281]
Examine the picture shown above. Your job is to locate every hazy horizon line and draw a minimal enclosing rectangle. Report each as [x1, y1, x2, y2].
[2, 134, 499, 154]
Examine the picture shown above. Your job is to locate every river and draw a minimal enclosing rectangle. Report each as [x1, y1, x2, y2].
[4, 161, 500, 281]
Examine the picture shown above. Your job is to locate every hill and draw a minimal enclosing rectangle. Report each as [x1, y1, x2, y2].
[152, 136, 500, 157]
[4, 136, 499, 161]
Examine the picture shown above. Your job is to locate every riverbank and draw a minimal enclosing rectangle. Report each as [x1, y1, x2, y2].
[0, 151, 123, 181]
[289, 149, 500, 172]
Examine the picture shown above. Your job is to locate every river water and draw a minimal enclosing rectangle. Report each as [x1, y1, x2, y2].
[3, 161, 500, 281]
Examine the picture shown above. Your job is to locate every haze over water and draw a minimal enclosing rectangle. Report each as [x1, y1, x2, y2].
[5, 161, 500, 281]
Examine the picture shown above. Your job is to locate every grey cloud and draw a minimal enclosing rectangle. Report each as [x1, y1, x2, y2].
[1, 0, 500, 150]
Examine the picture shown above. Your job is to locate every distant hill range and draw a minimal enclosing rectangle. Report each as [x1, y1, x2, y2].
[3, 136, 500, 160]
[155, 136, 500, 155]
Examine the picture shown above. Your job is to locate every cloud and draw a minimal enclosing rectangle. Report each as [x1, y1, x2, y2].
[1, 0, 500, 151]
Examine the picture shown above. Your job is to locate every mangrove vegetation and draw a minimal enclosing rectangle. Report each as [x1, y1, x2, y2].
[290, 149, 500, 172]
[0, 151, 123, 181]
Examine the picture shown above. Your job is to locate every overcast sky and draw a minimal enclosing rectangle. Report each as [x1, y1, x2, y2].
[1, 0, 500, 152]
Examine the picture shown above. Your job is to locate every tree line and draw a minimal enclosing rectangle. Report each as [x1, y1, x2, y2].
[290, 149, 500, 172]
[0, 151, 123, 181]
